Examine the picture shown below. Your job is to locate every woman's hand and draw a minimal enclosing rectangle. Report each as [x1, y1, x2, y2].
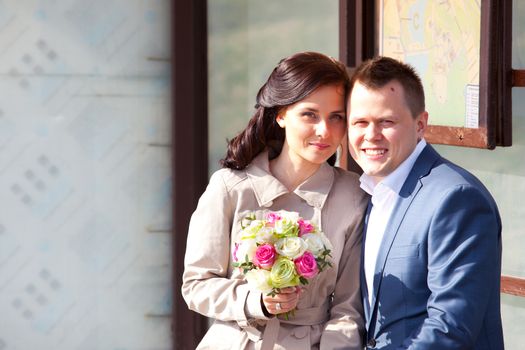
[262, 287, 301, 315]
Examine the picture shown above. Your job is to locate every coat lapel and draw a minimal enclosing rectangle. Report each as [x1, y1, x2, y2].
[366, 145, 441, 331]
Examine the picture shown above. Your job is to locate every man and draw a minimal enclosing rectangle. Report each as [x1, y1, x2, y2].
[347, 56, 504, 349]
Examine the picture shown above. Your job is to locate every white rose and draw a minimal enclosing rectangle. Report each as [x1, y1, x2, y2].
[254, 226, 276, 244]
[301, 233, 326, 257]
[275, 237, 307, 259]
[235, 238, 257, 262]
[245, 269, 273, 293]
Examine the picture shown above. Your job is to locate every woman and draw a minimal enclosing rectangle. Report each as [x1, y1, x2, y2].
[182, 52, 367, 349]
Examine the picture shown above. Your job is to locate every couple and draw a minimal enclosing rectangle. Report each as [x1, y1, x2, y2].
[182, 52, 503, 349]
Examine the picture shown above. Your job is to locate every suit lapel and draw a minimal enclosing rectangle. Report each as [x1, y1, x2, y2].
[361, 200, 373, 323]
[366, 145, 441, 331]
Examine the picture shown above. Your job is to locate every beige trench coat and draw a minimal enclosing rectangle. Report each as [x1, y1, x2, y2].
[182, 151, 368, 350]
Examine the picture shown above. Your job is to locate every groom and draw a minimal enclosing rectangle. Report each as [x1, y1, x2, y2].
[347, 57, 504, 349]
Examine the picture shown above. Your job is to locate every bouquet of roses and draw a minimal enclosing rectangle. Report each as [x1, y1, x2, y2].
[232, 210, 333, 299]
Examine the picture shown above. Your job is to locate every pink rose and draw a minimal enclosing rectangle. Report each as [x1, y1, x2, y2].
[266, 212, 282, 225]
[297, 219, 314, 236]
[294, 251, 318, 279]
[252, 244, 277, 269]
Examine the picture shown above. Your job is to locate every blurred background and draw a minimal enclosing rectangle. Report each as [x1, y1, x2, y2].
[1, 0, 524, 349]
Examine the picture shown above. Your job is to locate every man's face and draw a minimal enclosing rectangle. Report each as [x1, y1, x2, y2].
[347, 80, 427, 183]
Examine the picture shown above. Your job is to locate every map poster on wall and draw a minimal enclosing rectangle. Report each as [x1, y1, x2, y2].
[378, 0, 481, 128]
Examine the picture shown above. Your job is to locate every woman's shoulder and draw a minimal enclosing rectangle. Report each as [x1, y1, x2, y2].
[330, 167, 368, 204]
[209, 167, 249, 192]
[331, 166, 361, 187]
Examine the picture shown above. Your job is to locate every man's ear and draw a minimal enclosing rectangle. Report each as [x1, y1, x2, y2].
[416, 111, 428, 138]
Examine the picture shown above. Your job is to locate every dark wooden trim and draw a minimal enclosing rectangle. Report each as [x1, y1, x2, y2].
[476, 0, 496, 148]
[425, 126, 488, 148]
[498, 0, 513, 146]
[172, 0, 209, 348]
[338, 0, 375, 68]
[339, 0, 357, 68]
[513, 70, 525, 87]
[501, 275, 525, 297]
[339, 0, 374, 174]
[361, 0, 376, 61]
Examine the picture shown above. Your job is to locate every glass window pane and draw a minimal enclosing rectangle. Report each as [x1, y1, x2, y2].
[0, 2, 171, 349]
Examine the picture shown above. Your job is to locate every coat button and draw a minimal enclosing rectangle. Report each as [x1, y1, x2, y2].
[367, 338, 376, 348]
[292, 326, 308, 339]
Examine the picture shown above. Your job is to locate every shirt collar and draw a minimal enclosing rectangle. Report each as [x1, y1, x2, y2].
[360, 139, 427, 196]
[246, 150, 335, 209]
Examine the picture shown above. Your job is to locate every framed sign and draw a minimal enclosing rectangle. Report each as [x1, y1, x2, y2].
[340, 0, 512, 149]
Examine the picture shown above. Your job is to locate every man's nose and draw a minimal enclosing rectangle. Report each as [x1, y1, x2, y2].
[364, 123, 381, 141]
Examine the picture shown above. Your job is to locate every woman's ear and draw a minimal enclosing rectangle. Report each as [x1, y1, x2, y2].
[276, 114, 285, 128]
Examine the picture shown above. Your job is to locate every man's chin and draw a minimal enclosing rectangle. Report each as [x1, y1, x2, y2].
[361, 167, 386, 180]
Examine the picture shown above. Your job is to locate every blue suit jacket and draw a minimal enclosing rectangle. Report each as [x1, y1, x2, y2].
[362, 145, 504, 349]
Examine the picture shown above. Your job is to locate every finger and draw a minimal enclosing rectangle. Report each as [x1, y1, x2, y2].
[279, 287, 298, 294]
[271, 293, 296, 303]
[269, 301, 286, 314]
[262, 299, 276, 314]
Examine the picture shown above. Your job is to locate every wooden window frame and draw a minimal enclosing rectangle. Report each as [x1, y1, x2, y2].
[172, 0, 209, 348]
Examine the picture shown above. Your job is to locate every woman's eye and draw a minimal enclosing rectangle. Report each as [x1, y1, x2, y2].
[302, 112, 317, 119]
[330, 114, 345, 122]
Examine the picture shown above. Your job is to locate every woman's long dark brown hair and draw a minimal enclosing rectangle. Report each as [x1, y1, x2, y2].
[220, 52, 350, 170]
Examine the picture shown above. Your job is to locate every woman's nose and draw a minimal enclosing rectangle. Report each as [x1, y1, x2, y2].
[316, 120, 329, 138]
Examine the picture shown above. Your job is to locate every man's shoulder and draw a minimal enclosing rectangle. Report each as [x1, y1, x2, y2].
[417, 152, 496, 207]
[426, 156, 483, 188]
[414, 145, 481, 187]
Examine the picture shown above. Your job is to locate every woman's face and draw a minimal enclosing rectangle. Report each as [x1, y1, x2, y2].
[277, 84, 346, 169]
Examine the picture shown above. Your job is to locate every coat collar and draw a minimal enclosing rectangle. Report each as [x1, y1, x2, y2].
[245, 151, 335, 209]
